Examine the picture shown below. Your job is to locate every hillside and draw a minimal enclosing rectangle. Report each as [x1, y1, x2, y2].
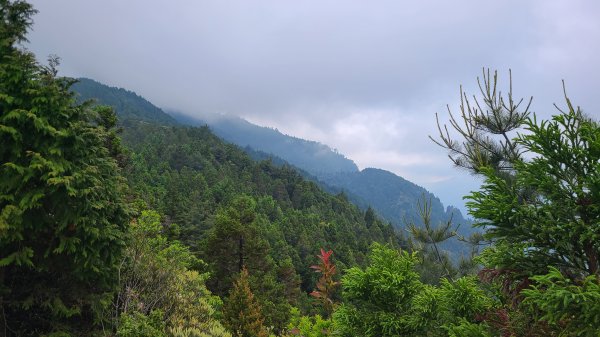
[120, 121, 402, 331]
[170, 113, 473, 235]
[72, 78, 179, 125]
[320, 168, 471, 229]
[9, 1, 599, 334]
[70, 78, 474, 249]
[171, 111, 360, 176]
[71, 79, 405, 330]
[319, 168, 475, 255]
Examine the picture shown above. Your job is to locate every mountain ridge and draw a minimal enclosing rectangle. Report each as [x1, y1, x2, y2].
[169, 110, 360, 176]
[71, 78, 473, 239]
[73, 78, 179, 125]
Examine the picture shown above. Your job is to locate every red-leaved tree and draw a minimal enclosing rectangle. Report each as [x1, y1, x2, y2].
[310, 249, 338, 316]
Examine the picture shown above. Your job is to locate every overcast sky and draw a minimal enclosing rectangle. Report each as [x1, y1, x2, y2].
[27, 0, 600, 214]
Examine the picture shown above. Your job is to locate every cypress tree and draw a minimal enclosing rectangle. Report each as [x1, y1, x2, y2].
[0, 1, 129, 333]
[223, 268, 268, 337]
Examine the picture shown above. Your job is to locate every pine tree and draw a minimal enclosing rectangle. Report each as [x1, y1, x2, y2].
[201, 196, 293, 334]
[406, 197, 458, 284]
[431, 68, 531, 176]
[435, 70, 600, 335]
[223, 268, 269, 337]
[364, 207, 376, 228]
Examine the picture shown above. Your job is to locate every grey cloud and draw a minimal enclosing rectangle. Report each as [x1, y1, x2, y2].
[27, 0, 600, 213]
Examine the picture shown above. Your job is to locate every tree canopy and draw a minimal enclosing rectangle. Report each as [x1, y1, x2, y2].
[1, 0, 129, 333]
[434, 70, 600, 335]
[3, 1, 600, 335]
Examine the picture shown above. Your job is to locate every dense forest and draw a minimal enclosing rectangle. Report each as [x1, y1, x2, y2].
[2, 1, 600, 336]
[72, 78, 474, 257]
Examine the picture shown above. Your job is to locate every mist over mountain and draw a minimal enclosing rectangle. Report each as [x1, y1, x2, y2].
[318, 168, 475, 255]
[239, 142, 473, 238]
[170, 111, 359, 176]
[168, 111, 473, 235]
[320, 168, 470, 227]
[72, 78, 472, 241]
[17, 1, 599, 333]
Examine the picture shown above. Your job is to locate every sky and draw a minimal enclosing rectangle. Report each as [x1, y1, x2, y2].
[27, 0, 600, 214]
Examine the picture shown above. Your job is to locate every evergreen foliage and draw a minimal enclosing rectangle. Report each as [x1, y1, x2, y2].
[320, 168, 475, 256]
[5, 3, 600, 335]
[431, 69, 531, 175]
[72, 77, 178, 125]
[121, 121, 401, 282]
[223, 268, 269, 337]
[407, 198, 457, 283]
[113, 210, 229, 335]
[201, 196, 270, 296]
[436, 70, 600, 336]
[522, 267, 600, 335]
[470, 108, 600, 279]
[120, 122, 401, 332]
[333, 244, 493, 337]
[469, 108, 600, 335]
[1, 1, 129, 334]
[70, 78, 474, 259]
[170, 111, 359, 176]
[284, 307, 331, 337]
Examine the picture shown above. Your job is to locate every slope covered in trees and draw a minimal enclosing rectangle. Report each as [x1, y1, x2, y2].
[319, 168, 475, 256]
[75, 77, 405, 333]
[121, 120, 401, 287]
[73, 78, 179, 125]
[3, 1, 600, 335]
[72, 78, 470, 247]
[1, 2, 400, 334]
[170, 111, 360, 176]
[320, 168, 471, 229]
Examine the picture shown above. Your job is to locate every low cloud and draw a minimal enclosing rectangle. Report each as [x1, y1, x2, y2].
[27, 0, 600, 213]
[247, 103, 456, 188]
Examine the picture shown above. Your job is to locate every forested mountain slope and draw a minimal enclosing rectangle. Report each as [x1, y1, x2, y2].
[7, 1, 599, 335]
[120, 121, 402, 330]
[174, 110, 474, 239]
[72, 79, 470, 235]
[122, 122, 401, 265]
[171, 111, 360, 175]
[71, 77, 403, 332]
[320, 168, 472, 230]
[73, 78, 179, 125]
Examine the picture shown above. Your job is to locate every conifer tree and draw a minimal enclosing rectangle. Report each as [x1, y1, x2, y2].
[436, 70, 600, 335]
[223, 268, 269, 337]
[0, 1, 129, 333]
[431, 68, 531, 177]
[201, 196, 292, 334]
[364, 207, 376, 228]
[333, 244, 494, 337]
[202, 196, 270, 296]
[406, 197, 457, 283]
